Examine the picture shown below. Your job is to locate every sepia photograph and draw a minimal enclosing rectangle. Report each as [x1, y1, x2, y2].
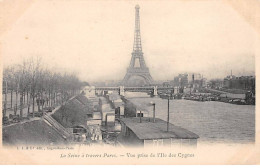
[0, 0, 259, 165]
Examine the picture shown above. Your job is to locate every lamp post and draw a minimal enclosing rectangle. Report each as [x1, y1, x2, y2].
[159, 93, 172, 132]
[167, 95, 170, 132]
[150, 101, 155, 123]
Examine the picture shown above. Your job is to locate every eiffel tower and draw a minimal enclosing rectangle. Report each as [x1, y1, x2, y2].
[122, 5, 153, 86]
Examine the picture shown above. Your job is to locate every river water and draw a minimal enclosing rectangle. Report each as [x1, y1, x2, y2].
[125, 92, 255, 144]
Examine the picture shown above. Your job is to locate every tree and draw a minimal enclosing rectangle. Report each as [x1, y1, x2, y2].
[3, 56, 85, 122]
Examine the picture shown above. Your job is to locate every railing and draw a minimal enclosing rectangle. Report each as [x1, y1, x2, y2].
[95, 87, 119, 91]
[95, 86, 174, 91]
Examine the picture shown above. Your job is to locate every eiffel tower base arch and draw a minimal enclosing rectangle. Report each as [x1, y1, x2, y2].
[122, 73, 153, 87]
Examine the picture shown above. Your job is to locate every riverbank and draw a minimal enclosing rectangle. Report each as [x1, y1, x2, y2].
[2, 119, 68, 146]
[2, 95, 79, 146]
[177, 88, 254, 105]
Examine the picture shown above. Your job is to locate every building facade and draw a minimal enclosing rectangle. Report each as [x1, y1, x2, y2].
[223, 75, 255, 92]
[173, 73, 206, 88]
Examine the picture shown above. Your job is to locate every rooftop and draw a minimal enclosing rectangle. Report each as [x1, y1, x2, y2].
[120, 117, 199, 140]
[92, 112, 102, 120]
[102, 104, 113, 112]
[114, 101, 124, 107]
[108, 93, 121, 101]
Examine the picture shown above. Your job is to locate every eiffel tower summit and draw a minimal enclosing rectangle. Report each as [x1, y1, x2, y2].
[122, 5, 153, 86]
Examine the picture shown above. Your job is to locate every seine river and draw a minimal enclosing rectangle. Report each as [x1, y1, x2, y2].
[125, 92, 255, 144]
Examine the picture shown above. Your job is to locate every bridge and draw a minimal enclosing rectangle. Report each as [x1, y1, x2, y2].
[94, 86, 175, 96]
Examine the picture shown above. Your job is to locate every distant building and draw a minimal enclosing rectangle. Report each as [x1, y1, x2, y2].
[82, 86, 96, 98]
[201, 78, 207, 87]
[208, 79, 224, 89]
[224, 75, 255, 92]
[173, 74, 188, 87]
[162, 81, 171, 87]
[223, 75, 236, 88]
[187, 73, 202, 83]
[173, 73, 205, 88]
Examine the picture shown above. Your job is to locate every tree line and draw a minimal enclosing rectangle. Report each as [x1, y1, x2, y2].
[2, 57, 88, 122]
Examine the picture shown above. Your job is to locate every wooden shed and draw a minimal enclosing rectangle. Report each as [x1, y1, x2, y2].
[120, 117, 199, 147]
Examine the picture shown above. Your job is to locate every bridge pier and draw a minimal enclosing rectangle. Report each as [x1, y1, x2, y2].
[153, 86, 158, 96]
[174, 87, 179, 94]
[119, 86, 125, 96]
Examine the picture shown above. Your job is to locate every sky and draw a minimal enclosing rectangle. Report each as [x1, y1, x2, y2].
[1, 0, 258, 82]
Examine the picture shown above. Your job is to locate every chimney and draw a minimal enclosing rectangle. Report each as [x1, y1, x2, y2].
[149, 101, 156, 122]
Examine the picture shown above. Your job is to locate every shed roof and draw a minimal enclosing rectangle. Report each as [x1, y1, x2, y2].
[102, 104, 113, 112]
[120, 117, 199, 140]
[114, 101, 124, 107]
[92, 112, 102, 120]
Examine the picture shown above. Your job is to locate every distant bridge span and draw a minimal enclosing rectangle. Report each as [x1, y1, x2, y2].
[95, 86, 175, 96]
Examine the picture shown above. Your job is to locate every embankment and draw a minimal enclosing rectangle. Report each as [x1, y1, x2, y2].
[2, 120, 68, 146]
[2, 95, 89, 146]
[51, 94, 91, 128]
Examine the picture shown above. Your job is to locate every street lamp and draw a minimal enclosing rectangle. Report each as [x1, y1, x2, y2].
[167, 95, 170, 132]
[150, 101, 156, 123]
[159, 93, 172, 132]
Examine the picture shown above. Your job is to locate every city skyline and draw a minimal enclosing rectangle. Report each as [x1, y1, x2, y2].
[1, 0, 257, 82]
